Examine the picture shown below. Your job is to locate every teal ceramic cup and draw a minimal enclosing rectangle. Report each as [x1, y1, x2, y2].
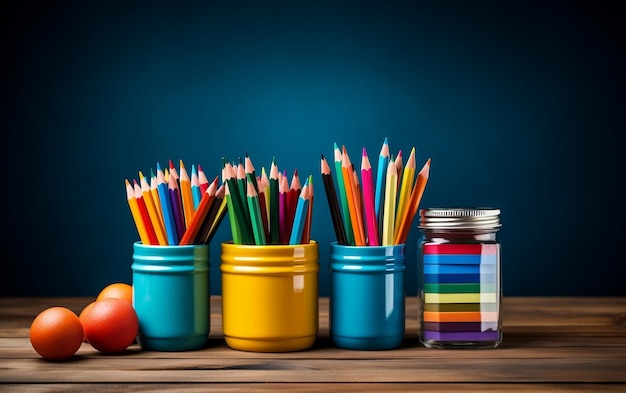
[131, 242, 210, 351]
[329, 242, 406, 350]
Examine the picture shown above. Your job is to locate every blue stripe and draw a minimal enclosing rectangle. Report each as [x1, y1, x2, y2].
[424, 273, 497, 284]
[423, 254, 497, 265]
[423, 264, 496, 275]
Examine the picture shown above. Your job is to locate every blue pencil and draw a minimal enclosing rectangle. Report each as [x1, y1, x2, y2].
[156, 162, 178, 245]
[374, 137, 390, 238]
[289, 178, 311, 245]
[191, 164, 202, 210]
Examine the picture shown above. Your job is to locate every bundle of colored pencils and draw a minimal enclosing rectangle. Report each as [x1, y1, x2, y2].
[223, 153, 314, 246]
[125, 159, 227, 246]
[321, 138, 431, 246]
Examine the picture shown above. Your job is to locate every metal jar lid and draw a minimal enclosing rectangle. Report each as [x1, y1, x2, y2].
[419, 208, 501, 231]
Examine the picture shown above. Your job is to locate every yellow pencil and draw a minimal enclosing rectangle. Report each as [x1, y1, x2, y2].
[140, 171, 168, 245]
[394, 147, 416, 241]
[149, 170, 165, 231]
[179, 160, 195, 227]
[125, 179, 150, 244]
[382, 159, 398, 246]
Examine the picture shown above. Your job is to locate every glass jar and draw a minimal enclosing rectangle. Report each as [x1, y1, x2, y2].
[418, 208, 502, 349]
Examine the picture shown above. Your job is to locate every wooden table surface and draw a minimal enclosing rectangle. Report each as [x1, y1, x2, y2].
[1, 296, 625, 392]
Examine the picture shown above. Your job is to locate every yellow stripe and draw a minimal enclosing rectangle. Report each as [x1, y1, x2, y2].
[424, 293, 497, 304]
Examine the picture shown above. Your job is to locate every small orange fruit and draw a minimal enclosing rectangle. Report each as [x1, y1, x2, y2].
[81, 298, 138, 354]
[96, 282, 133, 304]
[78, 301, 96, 342]
[30, 306, 84, 361]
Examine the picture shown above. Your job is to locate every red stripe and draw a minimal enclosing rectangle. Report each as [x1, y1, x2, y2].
[423, 243, 498, 255]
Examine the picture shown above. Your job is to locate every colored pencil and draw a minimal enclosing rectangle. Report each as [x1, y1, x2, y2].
[394, 158, 431, 245]
[394, 150, 403, 193]
[140, 171, 168, 245]
[269, 158, 280, 244]
[374, 137, 390, 231]
[169, 159, 179, 183]
[133, 180, 159, 245]
[301, 174, 314, 244]
[320, 154, 347, 245]
[191, 164, 202, 210]
[224, 177, 242, 245]
[334, 143, 355, 245]
[179, 177, 217, 245]
[125, 179, 151, 244]
[156, 163, 179, 245]
[245, 152, 259, 192]
[394, 147, 416, 241]
[168, 173, 185, 244]
[236, 158, 250, 219]
[361, 148, 379, 246]
[381, 158, 398, 246]
[198, 164, 210, 194]
[279, 173, 290, 244]
[179, 160, 195, 228]
[285, 169, 301, 242]
[260, 166, 271, 219]
[246, 174, 267, 245]
[203, 186, 227, 244]
[341, 146, 365, 246]
[289, 177, 310, 245]
[149, 169, 164, 230]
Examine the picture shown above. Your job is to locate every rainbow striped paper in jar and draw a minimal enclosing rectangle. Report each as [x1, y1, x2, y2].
[420, 243, 501, 346]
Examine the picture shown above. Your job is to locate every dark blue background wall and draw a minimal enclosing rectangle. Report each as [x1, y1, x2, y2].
[3, 0, 624, 297]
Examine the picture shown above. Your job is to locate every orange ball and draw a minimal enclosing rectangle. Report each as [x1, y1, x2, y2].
[81, 298, 138, 354]
[30, 306, 84, 361]
[96, 282, 133, 304]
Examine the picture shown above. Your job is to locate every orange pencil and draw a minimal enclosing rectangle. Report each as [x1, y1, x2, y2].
[341, 146, 365, 246]
[125, 179, 150, 244]
[394, 147, 416, 241]
[179, 160, 195, 227]
[395, 158, 431, 245]
[133, 179, 159, 245]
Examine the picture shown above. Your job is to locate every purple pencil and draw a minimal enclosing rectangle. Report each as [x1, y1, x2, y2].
[168, 174, 185, 243]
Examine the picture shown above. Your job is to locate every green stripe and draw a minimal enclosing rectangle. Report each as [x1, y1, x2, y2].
[423, 283, 496, 293]
[422, 303, 499, 312]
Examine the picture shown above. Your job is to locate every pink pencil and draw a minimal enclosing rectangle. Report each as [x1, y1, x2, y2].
[361, 148, 379, 246]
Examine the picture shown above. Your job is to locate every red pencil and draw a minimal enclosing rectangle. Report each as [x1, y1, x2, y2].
[198, 164, 210, 194]
[179, 178, 218, 245]
[134, 179, 159, 245]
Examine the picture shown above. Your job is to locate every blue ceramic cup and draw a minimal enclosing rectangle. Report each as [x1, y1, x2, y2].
[329, 242, 406, 350]
[131, 242, 210, 351]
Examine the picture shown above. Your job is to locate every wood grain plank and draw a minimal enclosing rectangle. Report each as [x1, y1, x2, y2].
[1, 296, 625, 390]
[2, 384, 626, 393]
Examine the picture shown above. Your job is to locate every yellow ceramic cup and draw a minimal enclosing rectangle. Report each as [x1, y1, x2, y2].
[220, 241, 319, 352]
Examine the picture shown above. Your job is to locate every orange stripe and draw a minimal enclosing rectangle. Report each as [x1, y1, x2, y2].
[423, 311, 499, 323]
